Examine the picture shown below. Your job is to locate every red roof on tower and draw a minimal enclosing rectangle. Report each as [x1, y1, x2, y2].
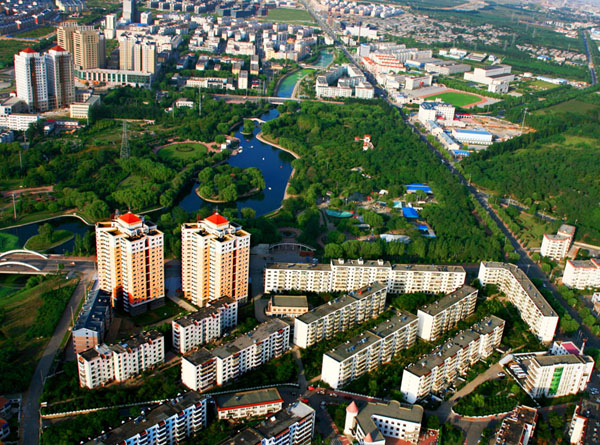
[205, 212, 228, 226]
[49, 45, 66, 52]
[21, 47, 37, 54]
[346, 401, 358, 413]
[119, 212, 142, 225]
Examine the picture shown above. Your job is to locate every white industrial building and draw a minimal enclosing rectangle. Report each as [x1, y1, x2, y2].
[417, 285, 478, 341]
[451, 128, 493, 146]
[321, 312, 417, 389]
[417, 101, 455, 125]
[293, 282, 387, 349]
[344, 400, 423, 444]
[464, 65, 514, 93]
[401, 316, 505, 403]
[541, 224, 576, 261]
[478, 262, 558, 343]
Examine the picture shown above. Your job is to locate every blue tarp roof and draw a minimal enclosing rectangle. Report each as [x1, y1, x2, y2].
[403, 207, 419, 219]
[406, 183, 433, 194]
[393, 201, 403, 209]
[454, 150, 470, 156]
[416, 224, 428, 231]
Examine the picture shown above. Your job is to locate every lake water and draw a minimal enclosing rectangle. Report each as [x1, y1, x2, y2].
[177, 108, 295, 217]
[1, 217, 91, 254]
[314, 49, 333, 68]
[1, 108, 293, 251]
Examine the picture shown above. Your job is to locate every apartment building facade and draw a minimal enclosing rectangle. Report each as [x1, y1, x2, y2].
[264, 259, 465, 296]
[417, 285, 478, 341]
[84, 392, 207, 444]
[96, 212, 165, 314]
[72, 288, 112, 354]
[214, 388, 284, 420]
[321, 312, 418, 389]
[293, 282, 388, 349]
[77, 330, 164, 389]
[401, 316, 505, 403]
[58, 22, 105, 69]
[344, 400, 423, 445]
[219, 401, 315, 445]
[182, 319, 291, 390]
[181, 213, 251, 306]
[172, 297, 238, 354]
[540, 224, 576, 261]
[14, 48, 49, 112]
[523, 354, 594, 399]
[478, 262, 558, 343]
[563, 259, 600, 290]
[181, 349, 217, 392]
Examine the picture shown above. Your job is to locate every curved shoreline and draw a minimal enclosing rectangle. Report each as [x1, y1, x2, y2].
[195, 187, 263, 203]
[255, 132, 300, 201]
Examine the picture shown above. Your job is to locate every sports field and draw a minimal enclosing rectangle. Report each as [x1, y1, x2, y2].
[265, 8, 315, 24]
[157, 142, 207, 161]
[427, 91, 481, 107]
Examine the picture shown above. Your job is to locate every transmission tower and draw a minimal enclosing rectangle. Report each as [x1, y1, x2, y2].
[120, 121, 130, 159]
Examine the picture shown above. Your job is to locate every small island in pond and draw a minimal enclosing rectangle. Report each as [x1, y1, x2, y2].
[196, 165, 266, 202]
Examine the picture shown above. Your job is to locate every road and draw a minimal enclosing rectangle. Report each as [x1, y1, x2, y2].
[21, 264, 95, 445]
[582, 30, 598, 86]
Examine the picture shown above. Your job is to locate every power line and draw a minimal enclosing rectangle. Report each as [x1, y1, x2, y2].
[120, 121, 130, 159]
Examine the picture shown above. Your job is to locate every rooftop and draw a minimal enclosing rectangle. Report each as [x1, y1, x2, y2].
[481, 262, 558, 317]
[118, 211, 142, 225]
[85, 392, 208, 444]
[211, 318, 289, 360]
[270, 295, 308, 309]
[214, 387, 283, 411]
[418, 285, 477, 316]
[354, 400, 423, 443]
[496, 406, 538, 445]
[531, 354, 593, 368]
[173, 297, 235, 328]
[73, 288, 111, 334]
[296, 282, 386, 325]
[182, 348, 215, 366]
[205, 212, 229, 226]
[405, 316, 505, 377]
[325, 311, 417, 362]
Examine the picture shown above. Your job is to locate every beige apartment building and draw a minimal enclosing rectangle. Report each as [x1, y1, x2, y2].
[58, 22, 105, 69]
[181, 213, 251, 306]
[95, 212, 164, 314]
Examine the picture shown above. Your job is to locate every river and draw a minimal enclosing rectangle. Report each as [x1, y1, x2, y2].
[1, 97, 296, 252]
[275, 49, 333, 98]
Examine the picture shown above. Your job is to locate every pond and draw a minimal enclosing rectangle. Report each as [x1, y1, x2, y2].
[276, 68, 315, 98]
[177, 108, 295, 217]
[1, 108, 293, 250]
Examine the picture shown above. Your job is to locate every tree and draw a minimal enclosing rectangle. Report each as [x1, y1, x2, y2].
[324, 243, 344, 259]
[220, 184, 238, 202]
[241, 208, 256, 219]
[38, 223, 53, 243]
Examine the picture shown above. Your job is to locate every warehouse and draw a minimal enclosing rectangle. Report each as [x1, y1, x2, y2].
[451, 128, 493, 145]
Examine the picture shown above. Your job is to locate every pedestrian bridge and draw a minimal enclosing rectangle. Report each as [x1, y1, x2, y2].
[269, 242, 316, 252]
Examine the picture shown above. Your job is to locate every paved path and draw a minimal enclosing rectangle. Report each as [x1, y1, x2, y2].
[21, 269, 94, 445]
[292, 347, 308, 392]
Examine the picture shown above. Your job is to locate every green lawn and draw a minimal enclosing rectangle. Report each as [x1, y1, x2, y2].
[427, 91, 481, 107]
[24, 229, 73, 251]
[131, 298, 185, 327]
[0, 276, 76, 393]
[0, 232, 20, 252]
[156, 143, 207, 161]
[16, 26, 56, 39]
[265, 8, 315, 24]
[0, 40, 31, 67]
[0, 274, 29, 299]
[534, 99, 600, 115]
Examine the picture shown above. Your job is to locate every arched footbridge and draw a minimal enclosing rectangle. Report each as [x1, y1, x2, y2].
[0, 249, 53, 274]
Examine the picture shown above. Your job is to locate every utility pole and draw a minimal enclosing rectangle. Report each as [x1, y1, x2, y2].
[12, 193, 16, 219]
[520, 107, 528, 135]
[19, 150, 22, 170]
[198, 85, 202, 116]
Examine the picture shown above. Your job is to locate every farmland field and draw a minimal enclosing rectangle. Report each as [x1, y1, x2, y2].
[265, 8, 315, 24]
[16, 26, 56, 38]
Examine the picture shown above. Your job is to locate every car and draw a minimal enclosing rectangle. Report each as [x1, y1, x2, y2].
[301, 398, 309, 403]
[330, 393, 337, 398]
[497, 372, 506, 378]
